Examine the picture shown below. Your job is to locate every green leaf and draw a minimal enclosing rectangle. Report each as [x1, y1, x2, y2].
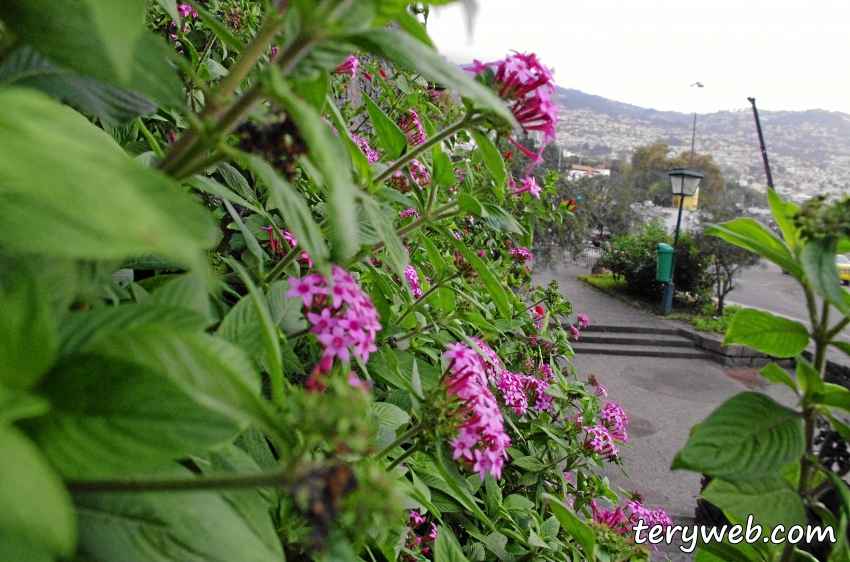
[0, 386, 50, 423]
[511, 456, 544, 472]
[767, 190, 801, 251]
[420, 235, 447, 278]
[470, 129, 506, 188]
[76, 465, 282, 562]
[88, 326, 290, 449]
[671, 392, 805, 480]
[457, 192, 484, 217]
[434, 525, 469, 562]
[58, 303, 208, 358]
[723, 309, 810, 358]
[834, 341, 850, 358]
[479, 203, 523, 234]
[28, 353, 242, 478]
[503, 494, 534, 513]
[760, 363, 799, 394]
[265, 73, 358, 261]
[431, 444, 496, 532]
[224, 200, 267, 262]
[149, 273, 214, 325]
[818, 383, 850, 414]
[707, 219, 802, 279]
[267, 280, 308, 335]
[800, 242, 850, 317]
[0, 46, 155, 125]
[544, 493, 596, 557]
[439, 227, 511, 319]
[349, 30, 517, 127]
[432, 149, 456, 188]
[0, 265, 56, 390]
[362, 93, 408, 160]
[0, 424, 76, 558]
[362, 197, 410, 278]
[153, 0, 179, 20]
[246, 155, 329, 270]
[0, 88, 216, 267]
[371, 402, 410, 430]
[796, 356, 825, 400]
[703, 474, 807, 529]
[0, 1, 181, 104]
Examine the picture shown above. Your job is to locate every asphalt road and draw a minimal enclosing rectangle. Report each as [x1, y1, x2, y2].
[727, 260, 850, 344]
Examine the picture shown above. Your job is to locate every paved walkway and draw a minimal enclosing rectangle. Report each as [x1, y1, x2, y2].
[533, 262, 799, 561]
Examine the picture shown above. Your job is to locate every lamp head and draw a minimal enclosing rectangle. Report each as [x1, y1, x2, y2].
[668, 168, 703, 196]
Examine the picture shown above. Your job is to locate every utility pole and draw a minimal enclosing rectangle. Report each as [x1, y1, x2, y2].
[747, 97, 775, 191]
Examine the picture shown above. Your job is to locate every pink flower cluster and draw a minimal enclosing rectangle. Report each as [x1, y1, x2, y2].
[601, 402, 628, 443]
[286, 267, 381, 366]
[169, 4, 197, 52]
[262, 227, 311, 265]
[333, 55, 359, 77]
[508, 246, 533, 262]
[390, 159, 430, 191]
[587, 374, 608, 397]
[443, 343, 511, 480]
[400, 109, 427, 146]
[583, 424, 618, 457]
[576, 313, 591, 329]
[404, 265, 422, 298]
[404, 511, 437, 559]
[470, 337, 502, 381]
[495, 370, 553, 416]
[351, 133, 379, 163]
[466, 52, 558, 165]
[591, 499, 673, 542]
[511, 175, 542, 199]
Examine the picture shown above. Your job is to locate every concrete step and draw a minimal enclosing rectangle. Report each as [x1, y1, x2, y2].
[578, 333, 695, 348]
[583, 324, 682, 336]
[570, 342, 709, 359]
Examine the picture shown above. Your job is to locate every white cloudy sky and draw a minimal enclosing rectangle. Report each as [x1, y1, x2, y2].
[426, 0, 850, 115]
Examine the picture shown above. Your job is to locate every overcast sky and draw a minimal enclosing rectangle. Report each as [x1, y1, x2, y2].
[427, 0, 850, 115]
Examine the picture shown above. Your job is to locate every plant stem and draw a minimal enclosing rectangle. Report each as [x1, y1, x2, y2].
[261, 245, 300, 286]
[66, 467, 299, 493]
[136, 118, 164, 159]
[388, 442, 423, 471]
[374, 424, 424, 459]
[397, 275, 458, 323]
[373, 113, 475, 186]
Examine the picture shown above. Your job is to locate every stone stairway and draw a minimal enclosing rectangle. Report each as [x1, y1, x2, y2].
[571, 325, 709, 359]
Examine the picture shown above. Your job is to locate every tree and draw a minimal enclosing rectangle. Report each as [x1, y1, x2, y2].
[624, 141, 726, 203]
[694, 204, 761, 315]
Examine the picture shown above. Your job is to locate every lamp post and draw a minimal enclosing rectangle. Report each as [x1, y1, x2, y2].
[661, 168, 703, 316]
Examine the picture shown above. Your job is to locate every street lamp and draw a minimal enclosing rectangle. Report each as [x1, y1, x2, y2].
[661, 168, 703, 316]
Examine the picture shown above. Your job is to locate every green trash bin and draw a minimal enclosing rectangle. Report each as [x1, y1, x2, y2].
[656, 243, 674, 282]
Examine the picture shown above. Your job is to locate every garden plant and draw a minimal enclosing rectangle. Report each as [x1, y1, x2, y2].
[0, 1, 674, 561]
[674, 191, 850, 561]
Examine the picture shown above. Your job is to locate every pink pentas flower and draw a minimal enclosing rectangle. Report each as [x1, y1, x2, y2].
[569, 326, 580, 340]
[333, 55, 359, 77]
[591, 498, 672, 550]
[576, 313, 591, 329]
[511, 175, 542, 199]
[466, 52, 558, 167]
[177, 3, 198, 18]
[351, 134, 379, 164]
[399, 208, 419, 219]
[508, 246, 533, 262]
[286, 266, 381, 368]
[399, 109, 427, 146]
[602, 402, 629, 443]
[404, 264, 422, 298]
[584, 425, 618, 457]
[442, 343, 510, 480]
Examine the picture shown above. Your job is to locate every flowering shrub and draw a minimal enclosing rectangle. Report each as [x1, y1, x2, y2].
[0, 1, 680, 561]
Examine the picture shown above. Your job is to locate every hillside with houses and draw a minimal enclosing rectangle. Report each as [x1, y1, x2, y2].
[552, 88, 850, 203]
